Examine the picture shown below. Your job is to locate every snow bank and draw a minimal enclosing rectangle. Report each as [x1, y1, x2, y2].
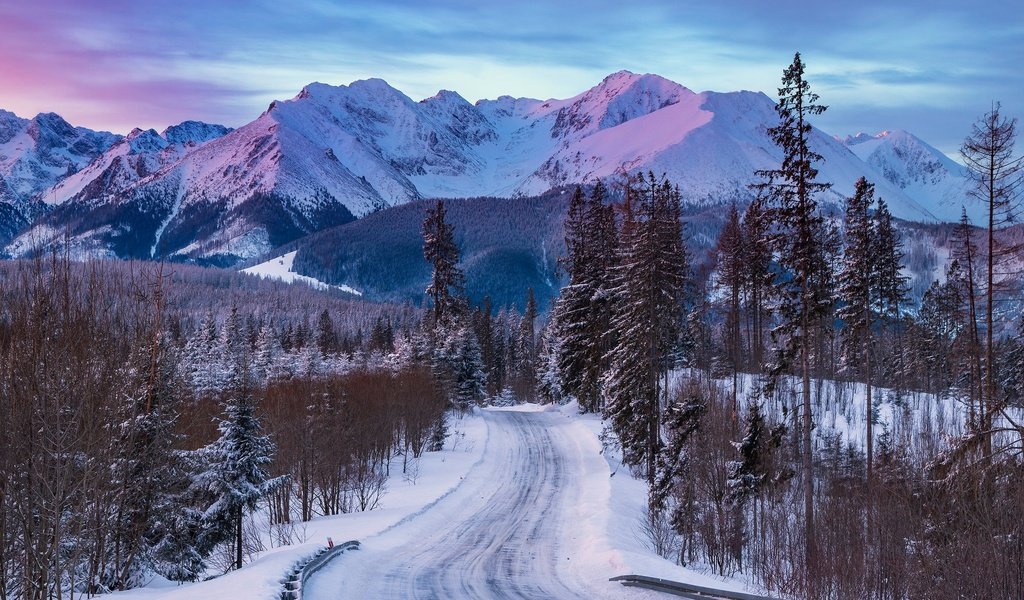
[546, 402, 756, 595]
[111, 411, 487, 600]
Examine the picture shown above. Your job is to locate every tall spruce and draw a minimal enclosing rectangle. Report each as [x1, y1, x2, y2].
[715, 203, 745, 420]
[951, 210, 984, 426]
[752, 52, 832, 568]
[742, 196, 773, 373]
[555, 182, 617, 413]
[836, 177, 878, 479]
[604, 173, 688, 482]
[423, 200, 466, 330]
[961, 103, 1023, 444]
[194, 363, 285, 570]
[872, 199, 909, 385]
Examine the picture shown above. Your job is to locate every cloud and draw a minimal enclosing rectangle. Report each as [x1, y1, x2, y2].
[0, 0, 1019, 156]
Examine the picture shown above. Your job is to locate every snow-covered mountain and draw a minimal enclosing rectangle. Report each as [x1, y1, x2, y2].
[3, 71, 975, 263]
[0, 110, 120, 204]
[840, 129, 975, 223]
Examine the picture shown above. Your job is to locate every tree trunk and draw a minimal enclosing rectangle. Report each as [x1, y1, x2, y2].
[235, 507, 243, 571]
[986, 181, 995, 460]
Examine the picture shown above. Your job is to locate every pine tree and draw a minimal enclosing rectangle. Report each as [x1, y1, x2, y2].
[218, 305, 248, 385]
[253, 323, 280, 381]
[184, 310, 219, 394]
[951, 211, 984, 427]
[961, 103, 1023, 440]
[446, 324, 487, 409]
[604, 174, 688, 481]
[514, 288, 539, 400]
[423, 200, 466, 329]
[193, 363, 286, 570]
[872, 199, 910, 388]
[315, 309, 337, 355]
[836, 177, 878, 479]
[555, 183, 617, 413]
[537, 318, 564, 404]
[753, 52, 832, 567]
[742, 197, 773, 373]
[650, 384, 706, 513]
[716, 203, 745, 419]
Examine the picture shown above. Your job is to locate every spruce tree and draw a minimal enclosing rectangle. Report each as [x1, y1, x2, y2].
[423, 200, 466, 329]
[872, 199, 909, 385]
[753, 52, 832, 567]
[951, 210, 984, 426]
[961, 104, 1023, 438]
[836, 177, 877, 479]
[715, 203, 745, 419]
[315, 309, 337, 355]
[194, 363, 286, 570]
[742, 196, 773, 373]
[604, 174, 688, 481]
[515, 288, 538, 400]
[446, 324, 487, 409]
[555, 183, 617, 413]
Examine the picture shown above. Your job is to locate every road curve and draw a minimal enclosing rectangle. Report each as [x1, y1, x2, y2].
[304, 409, 651, 599]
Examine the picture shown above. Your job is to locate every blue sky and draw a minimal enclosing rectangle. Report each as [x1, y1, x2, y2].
[1, 0, 1021, 156]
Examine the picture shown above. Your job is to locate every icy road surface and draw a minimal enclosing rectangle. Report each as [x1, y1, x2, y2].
[305, 408, 653, 599]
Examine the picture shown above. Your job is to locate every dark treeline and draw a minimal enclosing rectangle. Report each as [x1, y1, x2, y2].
[542, 53, 1024, 598]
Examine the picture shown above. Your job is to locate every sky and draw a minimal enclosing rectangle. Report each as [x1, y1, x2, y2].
[1, 0, 1021, 157]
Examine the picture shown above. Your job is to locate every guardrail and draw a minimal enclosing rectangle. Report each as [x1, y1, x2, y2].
[610, 574, 782, 600]
[280, 540, 360, 599]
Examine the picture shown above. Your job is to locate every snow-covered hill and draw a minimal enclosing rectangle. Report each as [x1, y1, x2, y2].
[3, 71, 976, 263]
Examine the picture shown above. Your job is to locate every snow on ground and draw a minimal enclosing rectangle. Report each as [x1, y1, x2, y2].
[241, 250, 362, 295]
[111, 412, 487, 600]
[548, 401, 756, 595]
[305, 404, 756, 599]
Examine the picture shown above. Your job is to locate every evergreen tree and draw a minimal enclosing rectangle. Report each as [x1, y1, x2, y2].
[650, 385, 706, 513]
[604, 174, 689, 481]
[423, 200, 466, 329]
[514, 288, 539, 400]
[315, 309, 337, 355]
[193, 364, 286, 570]
[107, 332, 198, 587]
[218, 305, 248, 383]
[742, 196, 773, 373]
[555, 183, 617, 413]
[872, 199, 910, 386]
[253, 323, 280, 381]
[836, 177, 878, 479]
[961, 103, 1023, 437]
[951, 211, 984, 426]
[715, 203, 745, 418]
[184, 310, 219, 394]
[752, 52, 832, 565]
[445, 324, 487, 409]
[537, 318, 564, 404]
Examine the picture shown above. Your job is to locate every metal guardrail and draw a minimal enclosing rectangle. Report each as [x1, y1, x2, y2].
[280, 540, 360, 599]
[610, 574, 782, 600]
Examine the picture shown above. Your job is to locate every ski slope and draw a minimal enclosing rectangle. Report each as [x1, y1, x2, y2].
[304, 407, 750, 599]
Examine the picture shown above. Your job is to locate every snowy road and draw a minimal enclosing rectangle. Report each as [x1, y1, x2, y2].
[304, 408, 653, 599]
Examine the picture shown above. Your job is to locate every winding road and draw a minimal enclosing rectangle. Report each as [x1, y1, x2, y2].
[304, 408, 653, 599]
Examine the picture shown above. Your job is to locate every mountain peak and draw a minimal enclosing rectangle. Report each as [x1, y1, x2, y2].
[550, 70, 693, 137]
[162, 120, 232, 145]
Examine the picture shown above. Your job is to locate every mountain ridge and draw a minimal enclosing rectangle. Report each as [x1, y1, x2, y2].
[2, 70, 977, 264]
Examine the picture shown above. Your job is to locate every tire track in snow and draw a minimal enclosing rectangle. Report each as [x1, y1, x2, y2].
[306, 409, 650, 599]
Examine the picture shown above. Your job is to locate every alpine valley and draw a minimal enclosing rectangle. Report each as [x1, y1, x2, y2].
[1, 71, 976, 303]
